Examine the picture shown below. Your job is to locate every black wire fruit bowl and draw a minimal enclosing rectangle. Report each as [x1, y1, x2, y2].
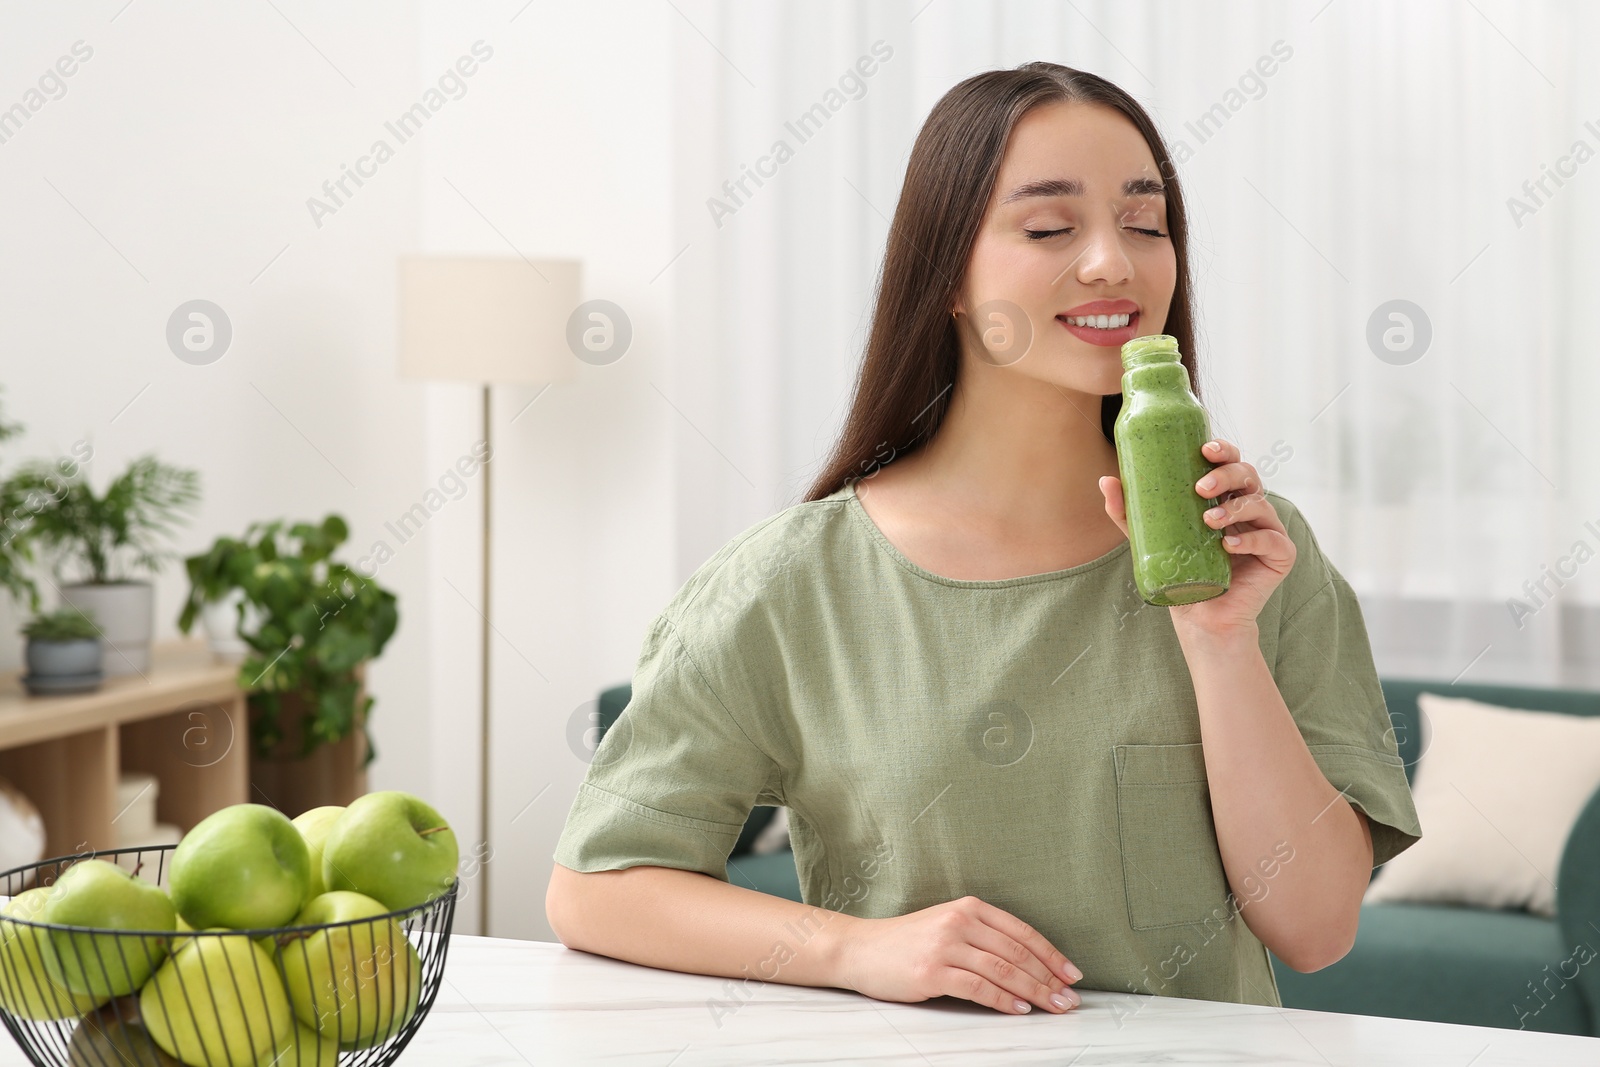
[0, 844, 457, 1066]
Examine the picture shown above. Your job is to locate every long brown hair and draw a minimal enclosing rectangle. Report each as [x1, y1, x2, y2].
[802, 62, 1200, 503]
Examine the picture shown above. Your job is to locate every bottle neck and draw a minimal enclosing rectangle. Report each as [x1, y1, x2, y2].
[1120, 334, 1182, 371]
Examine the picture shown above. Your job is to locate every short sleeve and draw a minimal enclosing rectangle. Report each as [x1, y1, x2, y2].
[1270, 497, 1423, 871]
[553, 612, 784, 882]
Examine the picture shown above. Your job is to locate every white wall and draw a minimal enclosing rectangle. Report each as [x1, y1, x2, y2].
[0, 4, 433, 788]
[0, 1, 682, 940]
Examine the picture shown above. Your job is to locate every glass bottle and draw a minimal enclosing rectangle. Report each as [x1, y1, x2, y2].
[1113, 334, 1231, 606]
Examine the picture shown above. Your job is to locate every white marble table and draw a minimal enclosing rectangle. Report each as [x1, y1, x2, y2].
[396, 935, 1600, 1065]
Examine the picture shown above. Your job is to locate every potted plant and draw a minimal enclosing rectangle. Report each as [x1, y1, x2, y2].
[177, 514, 398, 815]
[20, 605, 103, 694]
[7, 454, 201, 677]
[177, 531, 266, 663]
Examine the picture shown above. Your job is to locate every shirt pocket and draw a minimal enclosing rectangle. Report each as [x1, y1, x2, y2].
[1113, 742, 1231, 931]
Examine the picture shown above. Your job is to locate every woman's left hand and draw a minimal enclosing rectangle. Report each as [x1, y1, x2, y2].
[1097, 438, 1295, 636]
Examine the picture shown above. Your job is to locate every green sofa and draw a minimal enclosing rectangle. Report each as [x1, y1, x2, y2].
[596, 683, 803, 902]
[1270, 677, 1600, 1037]
[596, 677, 1600, 1035]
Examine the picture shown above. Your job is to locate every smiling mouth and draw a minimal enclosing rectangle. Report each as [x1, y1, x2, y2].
[1058, 311, 1136, 330]
[1056, 310, 1141, 348]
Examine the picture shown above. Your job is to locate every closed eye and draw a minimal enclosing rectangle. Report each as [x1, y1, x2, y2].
[1024, 226, 1168, 241]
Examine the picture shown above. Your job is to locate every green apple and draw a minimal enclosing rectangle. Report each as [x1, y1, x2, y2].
[273, 890, 421, 1048]
[170, 804, 311, 929]
[290, 806, 345, 900]
[253, 931, 276, 958]
[171, 914, 197, 952]
[174, 913, 274, 962]
[0, 887, 108, 1020]
[139, 933, 292, 1067]
[322, 791, 458, 911]
[37, 859, 175, 999]
[255, 1019, 338, 1067]
[67, 1001, 183, 1066]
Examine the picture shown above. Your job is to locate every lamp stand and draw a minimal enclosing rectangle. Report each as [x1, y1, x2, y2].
[480, 383, 493, 937]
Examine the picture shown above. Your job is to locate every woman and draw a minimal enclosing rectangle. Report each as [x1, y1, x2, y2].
[548, 61, 1421, 1018]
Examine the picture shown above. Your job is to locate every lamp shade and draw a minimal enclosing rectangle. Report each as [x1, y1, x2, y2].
[398, 254, 581, 385]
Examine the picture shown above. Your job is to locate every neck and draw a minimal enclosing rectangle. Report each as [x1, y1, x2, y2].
[905, 360, 1122, 534]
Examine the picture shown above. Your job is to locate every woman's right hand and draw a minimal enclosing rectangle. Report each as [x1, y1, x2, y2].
[834, 896, 1083, 1015]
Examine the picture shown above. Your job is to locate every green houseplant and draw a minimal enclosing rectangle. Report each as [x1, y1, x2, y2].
[177, 515, 398, 813]
[0, 478, 44, 615]
[0, 389, 42, 614]
[21, 606, 101, 642]
[20, 604, 103, 694]
[7, 453, 200, 676]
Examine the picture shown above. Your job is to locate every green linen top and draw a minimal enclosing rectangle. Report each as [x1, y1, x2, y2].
[553, 480, 1423, 1007]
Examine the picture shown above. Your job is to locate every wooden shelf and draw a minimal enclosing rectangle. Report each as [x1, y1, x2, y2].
[0, 639, 248, 861]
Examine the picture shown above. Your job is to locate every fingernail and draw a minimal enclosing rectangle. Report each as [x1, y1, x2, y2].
[1063, 962, 1083, 981]
[1197, 476, 1214, 491]
[1014, 999, 1031, 1013]
[1050, 992, 1072, 1010]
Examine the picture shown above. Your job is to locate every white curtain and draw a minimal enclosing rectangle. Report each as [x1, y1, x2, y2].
[668, 0, 1600, 689]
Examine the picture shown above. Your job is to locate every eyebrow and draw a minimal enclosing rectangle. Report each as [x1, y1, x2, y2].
[1000, 176, 1166, 204]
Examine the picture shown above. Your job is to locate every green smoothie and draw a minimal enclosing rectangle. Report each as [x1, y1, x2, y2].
[1113, 334, 1231, 605]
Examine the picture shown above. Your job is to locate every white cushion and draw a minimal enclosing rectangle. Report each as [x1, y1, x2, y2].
[750, 806, 790, 854]
[1363, 691, 1600, 917]
[0, 775, 44, 873]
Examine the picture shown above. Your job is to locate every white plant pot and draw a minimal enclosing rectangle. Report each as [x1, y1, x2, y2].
[58, 581, 154, 678]
[200, 588, 264, 663]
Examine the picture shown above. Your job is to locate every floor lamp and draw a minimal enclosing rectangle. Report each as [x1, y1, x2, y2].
[397, 254, 580, 936]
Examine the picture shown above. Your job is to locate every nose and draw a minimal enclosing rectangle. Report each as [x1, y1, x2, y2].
[1072, 217, 1136, 287]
